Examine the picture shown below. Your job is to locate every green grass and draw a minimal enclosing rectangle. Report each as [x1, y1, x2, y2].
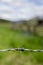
[0, 22, 43, 65]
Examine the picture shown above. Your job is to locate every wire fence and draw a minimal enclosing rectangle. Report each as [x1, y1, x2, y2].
[0, 48, 43, 52]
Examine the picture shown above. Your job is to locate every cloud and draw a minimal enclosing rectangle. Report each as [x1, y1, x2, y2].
[35, 5, 43, 17]
[30, 0, 43, 5]
[0, 0, 43, 21]
[0, 4, 14, 14]
[1, 0, 12, 4]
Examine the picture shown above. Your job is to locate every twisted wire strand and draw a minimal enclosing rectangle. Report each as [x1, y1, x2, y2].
[0, 48, 43, 52]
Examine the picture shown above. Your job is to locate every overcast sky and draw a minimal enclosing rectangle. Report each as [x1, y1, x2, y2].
[0, 0, 43, 21]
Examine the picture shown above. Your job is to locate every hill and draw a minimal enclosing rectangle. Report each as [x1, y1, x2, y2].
[0, 19, 11, 23]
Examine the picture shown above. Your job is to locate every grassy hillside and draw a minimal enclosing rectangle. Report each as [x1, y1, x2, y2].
[0, 20, 43, 65]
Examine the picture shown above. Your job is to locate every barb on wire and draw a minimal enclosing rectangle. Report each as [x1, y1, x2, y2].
[0, 48, 43, 52]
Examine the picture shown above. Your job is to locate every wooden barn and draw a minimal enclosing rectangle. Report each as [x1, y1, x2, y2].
[12, 17, 43, 36]
[36, 18, 43, 36]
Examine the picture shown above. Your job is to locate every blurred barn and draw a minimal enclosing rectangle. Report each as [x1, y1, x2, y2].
[36, 18, 43, 36]
[12, 17, 43, 36]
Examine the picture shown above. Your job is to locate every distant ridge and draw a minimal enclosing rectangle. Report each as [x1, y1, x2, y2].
[0, 16, 43, 23]
[0, 19, 11, 23]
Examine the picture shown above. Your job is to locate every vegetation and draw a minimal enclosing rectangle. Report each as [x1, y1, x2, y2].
[0, 20, 43, 65]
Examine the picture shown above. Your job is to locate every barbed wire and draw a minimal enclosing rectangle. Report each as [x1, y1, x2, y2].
[0, 48, 43, 52]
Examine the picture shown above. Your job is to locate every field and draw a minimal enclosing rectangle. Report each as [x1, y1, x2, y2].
[0, 22, 43, 65]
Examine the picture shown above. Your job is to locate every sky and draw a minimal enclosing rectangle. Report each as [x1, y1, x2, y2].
[0, 0, 43, 21]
